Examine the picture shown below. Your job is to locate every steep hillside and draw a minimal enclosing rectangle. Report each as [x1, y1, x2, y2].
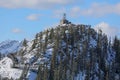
[0, 22, 120, 80]
[18, 23, 118, 80]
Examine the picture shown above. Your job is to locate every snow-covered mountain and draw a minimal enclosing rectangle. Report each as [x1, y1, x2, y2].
[0, 18, 120, 80]
[0, 40, 22, 54]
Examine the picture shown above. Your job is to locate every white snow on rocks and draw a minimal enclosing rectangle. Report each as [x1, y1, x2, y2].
[0, 57, 22, 80]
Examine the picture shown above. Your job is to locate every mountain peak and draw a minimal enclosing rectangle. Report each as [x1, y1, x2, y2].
[0, 18, 120, 80]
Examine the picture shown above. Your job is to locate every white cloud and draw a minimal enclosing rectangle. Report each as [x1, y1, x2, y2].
[70, 6, 81, 17]
[53, 8, 67, 18]
[26, 14, 40, 21]
[94, 22, 120, 38]
[0, 0, 75, 9]
[53, 3, 120, 18]
[70, 3, 120, 17]
[12, 28, 22, 33]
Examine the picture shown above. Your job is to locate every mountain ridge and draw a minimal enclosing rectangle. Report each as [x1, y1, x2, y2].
[0, 40, 22, 54]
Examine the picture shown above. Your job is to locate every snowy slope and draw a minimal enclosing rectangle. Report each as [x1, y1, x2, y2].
[0, 57, 22, 79]
[0, 23, 117, 80]
[0, 40, 22, 54]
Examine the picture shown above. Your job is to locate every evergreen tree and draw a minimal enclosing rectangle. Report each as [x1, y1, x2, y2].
[23, 39, 27, 47]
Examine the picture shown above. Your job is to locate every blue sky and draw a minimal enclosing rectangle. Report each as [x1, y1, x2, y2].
[0, 0, 120, 42]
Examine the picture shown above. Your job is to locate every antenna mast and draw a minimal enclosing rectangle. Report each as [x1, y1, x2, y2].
[63, 13, 66, 20]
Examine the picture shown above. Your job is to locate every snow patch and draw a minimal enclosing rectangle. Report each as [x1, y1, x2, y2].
[0, 57, 22, 79]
